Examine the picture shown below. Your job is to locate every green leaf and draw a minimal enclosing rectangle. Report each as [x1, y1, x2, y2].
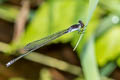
[21, 2, 50, 46]
[96, 26, 120, 66]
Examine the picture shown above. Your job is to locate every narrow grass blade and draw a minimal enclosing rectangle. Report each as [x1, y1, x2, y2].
[80, 35, 100, 80]
[73, 0, 99, 50]
[100, 62, 116, 76]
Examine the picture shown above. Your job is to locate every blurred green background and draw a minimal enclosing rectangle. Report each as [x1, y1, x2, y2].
[0, 0, 120, 80]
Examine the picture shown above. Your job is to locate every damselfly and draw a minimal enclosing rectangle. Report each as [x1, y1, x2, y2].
[6, 20, 84, 67]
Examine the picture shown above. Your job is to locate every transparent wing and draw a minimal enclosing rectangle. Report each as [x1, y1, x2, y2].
[6, 29, 68, 67]
[24, 29, 68, 51]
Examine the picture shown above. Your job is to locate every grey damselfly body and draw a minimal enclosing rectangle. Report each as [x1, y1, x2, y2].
[6, 20, 84, 67]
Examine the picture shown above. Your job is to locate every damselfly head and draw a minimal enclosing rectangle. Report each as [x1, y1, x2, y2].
[79, 20, 84, 28]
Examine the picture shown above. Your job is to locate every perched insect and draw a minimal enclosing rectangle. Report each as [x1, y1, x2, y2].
[6, 20, 84, 67]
